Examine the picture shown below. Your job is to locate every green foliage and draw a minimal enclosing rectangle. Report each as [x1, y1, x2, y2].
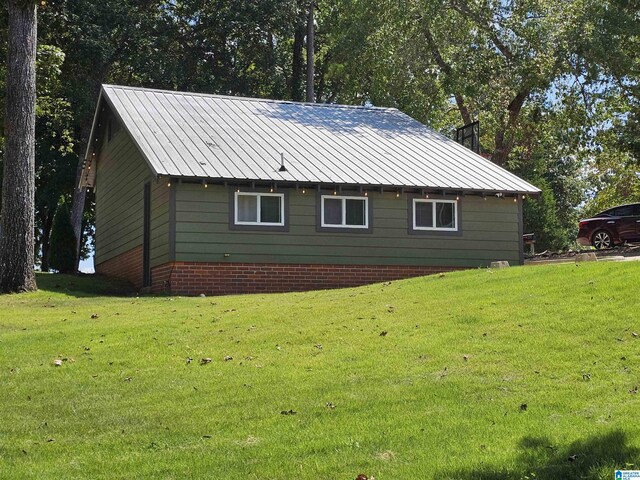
[1, 0, 637, 257]
[523, 181, 571, 250]
[49, 198, 77, 273]
[320, 0, 638, 249]
[1, 264, 640, 478]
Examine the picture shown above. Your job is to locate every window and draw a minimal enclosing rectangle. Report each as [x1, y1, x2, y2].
[412, 199, 458, 231]
[321, 195, 368, 228]
[611, 205, 636, 217]
[234, 192, 284, 226]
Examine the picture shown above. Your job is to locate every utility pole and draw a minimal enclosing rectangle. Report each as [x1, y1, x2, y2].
[306, 0, 315, 102]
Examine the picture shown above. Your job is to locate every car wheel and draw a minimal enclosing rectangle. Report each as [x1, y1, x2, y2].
[592, 230, 613, 249]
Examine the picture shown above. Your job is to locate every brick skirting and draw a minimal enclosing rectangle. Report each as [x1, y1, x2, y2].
[95, 245, 143, 288]
[150, 261, 463, 295]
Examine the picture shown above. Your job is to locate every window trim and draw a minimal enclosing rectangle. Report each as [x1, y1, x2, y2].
[320, 195, 369, 229]
[412, 198, 458, 232]
[234, 191, 285, 227]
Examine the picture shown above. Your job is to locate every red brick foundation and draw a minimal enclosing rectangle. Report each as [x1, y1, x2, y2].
[95, 245, 143, 288]
[150, 262, 463, 296]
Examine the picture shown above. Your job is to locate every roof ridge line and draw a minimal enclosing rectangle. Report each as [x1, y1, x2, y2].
[102, 84, 399, 112]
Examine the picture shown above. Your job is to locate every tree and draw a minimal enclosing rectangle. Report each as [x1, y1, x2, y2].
[38, 0, 299, 269]
[0, 0, 38, 293]
[33, 45, 75, 271]
[306, 0, 315, 102]
[48, 197, 76, 273]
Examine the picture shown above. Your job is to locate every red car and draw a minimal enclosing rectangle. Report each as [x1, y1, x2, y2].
[577, 203, 640, 249]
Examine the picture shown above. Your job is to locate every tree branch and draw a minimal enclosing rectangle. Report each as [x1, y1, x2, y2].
[423, 27, 473, 125]
[448, 0, 514, 62]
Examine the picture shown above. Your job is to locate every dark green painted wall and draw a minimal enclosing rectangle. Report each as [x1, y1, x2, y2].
[95, 126, 169, 268]
[96, 129, 522, 270]
[174, 184, 522, 266]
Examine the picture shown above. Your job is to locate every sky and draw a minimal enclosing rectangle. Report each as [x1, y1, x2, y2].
[79, 254, 94, 273]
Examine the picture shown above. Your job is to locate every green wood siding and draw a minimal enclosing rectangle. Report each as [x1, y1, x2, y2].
[95, 126, 169, 266]
[150, 181, 170, 267]
[174, 184, 521, 266]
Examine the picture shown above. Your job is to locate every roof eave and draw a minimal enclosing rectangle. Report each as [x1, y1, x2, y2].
[155, 175, 541, 196]
[79, 86, 162, 189]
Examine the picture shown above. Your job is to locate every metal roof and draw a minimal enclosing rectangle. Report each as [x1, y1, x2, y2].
[82, 84, 540, 194]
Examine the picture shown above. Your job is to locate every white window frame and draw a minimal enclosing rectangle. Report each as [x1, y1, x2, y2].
[234, 191, 285, 226]
[321, 195, 369, 229]
[412, 198, 458, 231]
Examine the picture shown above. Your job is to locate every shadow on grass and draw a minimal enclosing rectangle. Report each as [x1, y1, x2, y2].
[441, 430, 639, 480]
[36, 273, 136, 297]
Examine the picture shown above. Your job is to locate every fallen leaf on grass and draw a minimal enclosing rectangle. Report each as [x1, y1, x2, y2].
[236, 435, 261, 447]
[376, 450, 395, 461]
[280, 409, 297, 415]
[379, 331, 388, 337]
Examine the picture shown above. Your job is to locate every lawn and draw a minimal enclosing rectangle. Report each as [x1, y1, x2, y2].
[1, 263, 639, 479]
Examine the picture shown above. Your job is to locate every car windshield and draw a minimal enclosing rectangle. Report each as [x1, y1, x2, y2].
[596, 211, 613, 217]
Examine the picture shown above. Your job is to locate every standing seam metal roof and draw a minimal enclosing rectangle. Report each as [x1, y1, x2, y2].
[83, 84, 540, 194]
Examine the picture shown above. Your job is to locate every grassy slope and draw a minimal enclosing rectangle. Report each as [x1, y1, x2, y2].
[1, 264, 639, 479]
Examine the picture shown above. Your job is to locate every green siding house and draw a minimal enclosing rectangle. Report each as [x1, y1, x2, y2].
[81, 85, 539, 294]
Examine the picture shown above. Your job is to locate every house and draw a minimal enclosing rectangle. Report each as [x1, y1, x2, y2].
[80, 85, 540, 295]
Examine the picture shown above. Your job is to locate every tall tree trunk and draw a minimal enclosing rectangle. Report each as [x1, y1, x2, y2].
[69, 116, 98, 270]
[0, 0, 37, 293]
[40, 210, 55, 272]
[291, 13, 305, 101]
[69, 157, 86, 267]
[491, 89, 529, 166]
[306, 0, 315, 103]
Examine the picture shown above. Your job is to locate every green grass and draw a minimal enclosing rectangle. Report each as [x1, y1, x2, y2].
[1, 264, 639, 479]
